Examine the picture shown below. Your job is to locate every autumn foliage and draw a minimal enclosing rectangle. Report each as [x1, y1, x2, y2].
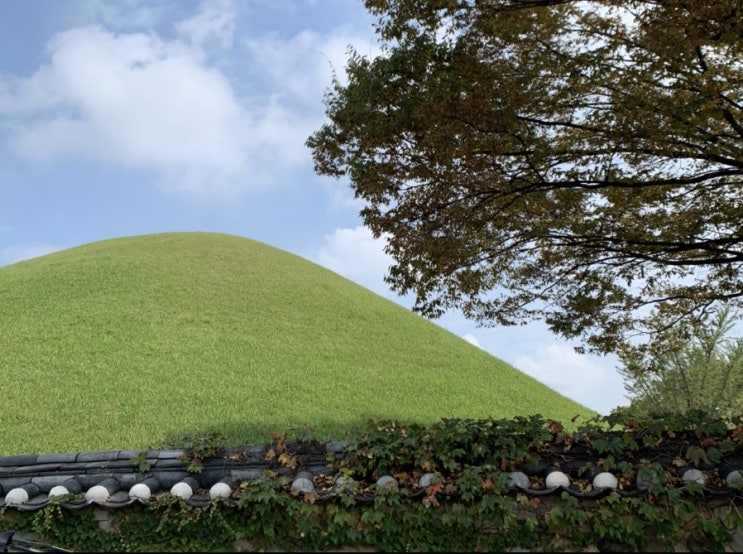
[308, 0, 743, 355]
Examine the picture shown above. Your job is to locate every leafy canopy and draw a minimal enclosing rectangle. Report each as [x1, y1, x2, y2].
[307, 0, 743, 355]
[619, 307, 743, 417]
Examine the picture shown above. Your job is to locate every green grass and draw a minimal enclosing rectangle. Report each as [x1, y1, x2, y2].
[0, 232, 594, 456]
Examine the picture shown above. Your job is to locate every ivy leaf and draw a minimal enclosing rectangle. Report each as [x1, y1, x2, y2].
[500, 458, 517, 472]
[278, 452, 297, 469]
[547, 421, 564, 435]
[685, 446, 707, 466]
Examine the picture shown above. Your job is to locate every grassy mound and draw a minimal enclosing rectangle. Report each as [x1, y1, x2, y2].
[0, 232, 593, 455]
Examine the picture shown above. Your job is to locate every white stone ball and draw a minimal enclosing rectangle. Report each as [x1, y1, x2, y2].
[85, 485, 110, 503]
[48, 486, 70, 497]
[291, 477, 315, 493]
[545, 471, 570, 489]
[682, 468, 706, 485]
[5, 488, 29, 505]
[376, 475, 398, 488]
[726, 470, 743, 487]
[592, 472, 618, 490]
[170, 482, 193, 499]
[209, 482, 232, 499]
[507, 471, 530, 490]
[418, 473, 438, 488]
[335, 475, 354, 487]
[129, 483, 152, 501]
[335, 475, 355, 492]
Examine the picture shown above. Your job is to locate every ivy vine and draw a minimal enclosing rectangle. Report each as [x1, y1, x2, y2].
[1, 412, 741, 552]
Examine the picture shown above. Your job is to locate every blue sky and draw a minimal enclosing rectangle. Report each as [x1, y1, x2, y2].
[0, 0, 628, 414]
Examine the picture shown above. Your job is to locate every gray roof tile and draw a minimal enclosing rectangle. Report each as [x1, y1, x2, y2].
[0, 435, 741, 514]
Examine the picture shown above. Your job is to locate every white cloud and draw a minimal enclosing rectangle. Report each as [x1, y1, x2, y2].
[514, 344, 627, 414]
[6, 24, 263, 195]
[243, 25, 379, 106]
[0, 9, 349, 197]
[175, 0, 236, 51]
[463, 333, 483, 349]
[311, 225, 398, 298]
[0, 244, 65, 267]
[1, 25, 252, 195]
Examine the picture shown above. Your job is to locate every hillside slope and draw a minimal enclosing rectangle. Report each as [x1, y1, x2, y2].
[0, 232, 593, 455]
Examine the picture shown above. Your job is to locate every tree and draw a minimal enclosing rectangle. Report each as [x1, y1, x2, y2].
[618, 308, 743, 417]
[307, 0, 743, 356]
